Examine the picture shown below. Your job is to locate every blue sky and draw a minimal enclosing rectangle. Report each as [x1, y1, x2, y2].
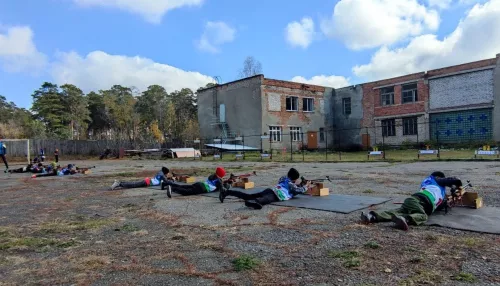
[1, 0, 499, 109]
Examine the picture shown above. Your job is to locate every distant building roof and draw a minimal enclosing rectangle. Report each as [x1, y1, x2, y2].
[205, 144, 258, 151]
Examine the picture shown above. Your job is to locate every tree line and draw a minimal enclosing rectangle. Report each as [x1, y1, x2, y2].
[0, 56, 263, 143]
[0, 82, 215, 143]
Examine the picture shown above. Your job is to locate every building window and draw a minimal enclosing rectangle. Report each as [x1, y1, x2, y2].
[286, 96, 298, 111]
[380, 87, 395, 106]
[290, 127, 302, 142]
[319, 128, 325, 142]
[402, 83, 418, 104]
[382, 119, 396, 137]
[403, 117, 418, 135]
[342, 98, 351, 115]
[269, 126, 282, 142]
[302, 98, 314, 112]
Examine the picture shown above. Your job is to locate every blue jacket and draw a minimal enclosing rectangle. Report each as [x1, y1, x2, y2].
[150, 171, 169, 186]
[0, 141, 6, 155]
[271, 176, 308, 201]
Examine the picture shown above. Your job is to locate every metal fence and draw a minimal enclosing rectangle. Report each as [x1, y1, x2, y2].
[3, 120, 498, 161]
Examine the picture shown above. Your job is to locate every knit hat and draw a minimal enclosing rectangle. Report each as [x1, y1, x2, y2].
[431, 171, 445, 178]
[162, 167, 170, 174]
[216, 167, 226, 178]
[287, 168, 300, 181]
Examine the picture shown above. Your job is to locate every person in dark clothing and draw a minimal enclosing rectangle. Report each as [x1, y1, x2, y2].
[54, 149, 59, 163]
[110, 167, 170, 190]
[39, 148, 46, 162]
[162, 167, 227, 198]
[360, 171, 463, 231]
[0, 138, 8, 173]
[219, 168, 311, 210]
[100, 149, 111, 160]
[9, 163, 34, 173]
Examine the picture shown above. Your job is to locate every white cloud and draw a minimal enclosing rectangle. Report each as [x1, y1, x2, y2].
[73, 0, 204, 24]
[197, 21, 236, 53]
[353, 0, 500, 81]
[285, 17, 315, 49]
[50, 51, 214, 93]
[427, 0, 453, 9]
[0, 26, 47, 74]
[321, 0, 440, 50]
[291, 75, 350, 88]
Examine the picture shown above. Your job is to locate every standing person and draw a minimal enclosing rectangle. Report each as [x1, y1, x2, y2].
[110, 167, 171, 190]
[360, 172, 462, 231]
[162, 167, 227, 198]
[39, 148, 46, 162]
[54, 148, 59, 163]
[0, 137, 8, 173]
[219, 168, 310, 209]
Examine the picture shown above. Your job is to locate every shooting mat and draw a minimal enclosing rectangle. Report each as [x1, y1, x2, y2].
[204, 187, 391, 214]
[426, 206, 500, 234]
[272, 194, 391, 214]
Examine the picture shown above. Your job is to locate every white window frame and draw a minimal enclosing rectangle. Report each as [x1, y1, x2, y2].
[402, 83, 418, 104]
[342, 98, 351, 115]
[290, 127, 302, 142]
[403, 117, 418, 135]
[380, 87, 395, 106]
[302, 97, 314, 112]
[286, 96, 298, 111]
[269, 126, 282, 142]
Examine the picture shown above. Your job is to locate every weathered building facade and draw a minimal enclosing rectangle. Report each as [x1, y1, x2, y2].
[197, 75, 331, 151]
[330, 85, 363, 148]
[427, 58, 497, 144]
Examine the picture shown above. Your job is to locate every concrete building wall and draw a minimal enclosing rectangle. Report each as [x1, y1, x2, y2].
[260, 79, 328, 151]
[197, 76, 263, 148]
[331, 85, 363, 148]
[494, 54, 500, 141]
[373, 115, 428, 146]
[429, 69, 494, 110]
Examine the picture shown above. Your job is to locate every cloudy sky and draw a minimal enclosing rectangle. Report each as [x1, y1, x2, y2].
[1, 0, 499, 108]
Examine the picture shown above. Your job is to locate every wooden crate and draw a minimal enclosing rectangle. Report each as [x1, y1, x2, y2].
[82, 170, 91, 175]
[234, 181, 255, 189]
[179, 176, 196, 184]
[309, 183, 329, 196]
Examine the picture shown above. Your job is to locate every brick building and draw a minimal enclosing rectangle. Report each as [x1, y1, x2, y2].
[197, 75, 332, 151]
[359, 54, 500, 147]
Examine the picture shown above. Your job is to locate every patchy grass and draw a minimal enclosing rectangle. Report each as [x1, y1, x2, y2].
[364, 241, 380, 249]
[328, 250, 359, 259]
[233, 254, 260, 271]
[363, 189, 375, 194]
[75, 255, 112, 271]
[117, 224, 140, 232]
[39, 218, 114, 233]
[453, 272, 477, 283]
[462, 237, 482, 247]
[329, 250, 361, 268]
[399, 269, 443, 286]
[0, 236, 78, 250]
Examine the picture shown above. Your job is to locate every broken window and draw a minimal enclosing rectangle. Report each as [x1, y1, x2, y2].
[403, 117, 418, 135]
[290, 127, 302, 142]
[382, 119, 396, 137]
[286, 96, 298, 111]
[269, 126, 282, 142]
[402, 83, 418, 104]
[302, 98, 314, 112]
[380, 87, 395, 106]
[342, 98, 351, 115]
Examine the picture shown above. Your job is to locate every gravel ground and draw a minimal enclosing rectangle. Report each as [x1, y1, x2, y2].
[0, 159, 499, 286]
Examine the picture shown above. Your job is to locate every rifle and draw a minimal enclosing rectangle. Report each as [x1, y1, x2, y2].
[224, 171, 257, 184]
[171, 172, 197, 181]
[448, 180, 473, 206]
[76, 166, 96, 170]
[299, 176, 331, 186]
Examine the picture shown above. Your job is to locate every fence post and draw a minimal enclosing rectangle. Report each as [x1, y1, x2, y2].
[325, 129, 328, 161]
[290, 134, 293, 162]
[242, 135, 245, 160]
[301, 132, 305, 162]
[435, 121, 441, 159]
[382, 134, 386, 160]
[269, 133, 272, 160]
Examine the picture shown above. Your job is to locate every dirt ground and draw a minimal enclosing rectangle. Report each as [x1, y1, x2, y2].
[1, 159, 499, 286]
